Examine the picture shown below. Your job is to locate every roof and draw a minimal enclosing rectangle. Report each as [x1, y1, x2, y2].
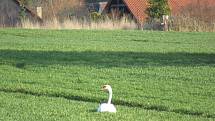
[104, 0, 147, 24]
[169, 0, 215, 15]
[168, 0, 193, 15]
[123, 0, 148, 24]
[13, 0, 43, 22]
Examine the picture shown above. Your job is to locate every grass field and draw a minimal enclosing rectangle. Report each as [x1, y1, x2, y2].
[0, 29, 215, 121]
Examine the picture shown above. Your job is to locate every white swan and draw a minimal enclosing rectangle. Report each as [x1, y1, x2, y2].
[97, 85, 116, 113]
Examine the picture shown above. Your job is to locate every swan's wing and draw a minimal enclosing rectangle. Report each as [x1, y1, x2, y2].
[109, 104, 117, 112]
[97, 103, 107, 112]
[97, 103, 116, 113]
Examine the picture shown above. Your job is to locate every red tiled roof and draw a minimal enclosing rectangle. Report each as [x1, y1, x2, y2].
[169, 0, 215, 15]
[168, 0, 193, 15]
[123, 0, 148, 24]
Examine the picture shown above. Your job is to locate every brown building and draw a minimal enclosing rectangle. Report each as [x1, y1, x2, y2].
[0, 0, 88, 27]
[0, 0, 42, 27]
[28, 0, 88, 21]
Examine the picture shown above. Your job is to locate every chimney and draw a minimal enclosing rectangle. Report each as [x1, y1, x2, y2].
[36, 7, 42, 18]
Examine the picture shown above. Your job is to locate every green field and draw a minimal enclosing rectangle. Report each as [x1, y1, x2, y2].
[0, 29, 215, 121]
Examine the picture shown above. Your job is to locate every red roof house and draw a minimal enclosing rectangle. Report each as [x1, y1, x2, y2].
[103, 0, 215, 25]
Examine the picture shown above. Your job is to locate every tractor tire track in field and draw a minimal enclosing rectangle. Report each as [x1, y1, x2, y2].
[1, 50, 215, 68]
[0, 88, 214, 119]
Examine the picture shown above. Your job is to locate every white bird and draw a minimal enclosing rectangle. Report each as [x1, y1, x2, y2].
[97, 85, 116, 113]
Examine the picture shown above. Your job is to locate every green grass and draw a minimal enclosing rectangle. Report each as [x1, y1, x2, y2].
[0, 29, 215, 121]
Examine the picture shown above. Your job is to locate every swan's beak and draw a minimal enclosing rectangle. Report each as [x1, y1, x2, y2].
[101, 85, 107, 91]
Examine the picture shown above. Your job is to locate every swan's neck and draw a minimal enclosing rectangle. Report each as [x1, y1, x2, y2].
[107, 89, 112, 104]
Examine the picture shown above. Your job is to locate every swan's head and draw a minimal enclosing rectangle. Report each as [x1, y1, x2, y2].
[102, 85, 112, 92]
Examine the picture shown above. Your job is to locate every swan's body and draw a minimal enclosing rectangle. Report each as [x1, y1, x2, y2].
[97, 103, 116, 112]
[97, 85, 116, 113]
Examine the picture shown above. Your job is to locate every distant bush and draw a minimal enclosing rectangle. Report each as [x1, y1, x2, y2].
[90, 12, 105, 22]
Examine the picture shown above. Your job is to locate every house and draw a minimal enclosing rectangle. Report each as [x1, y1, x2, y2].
[29, 0, 88, 21]
[102, 0, 215, 25]
[88, 2, 108, 13]
[103, 0, 147, 25]
[0, 0, 42, 27]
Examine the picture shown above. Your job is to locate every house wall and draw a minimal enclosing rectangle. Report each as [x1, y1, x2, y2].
[103, 0, 132, 19]
[0, 0, 21, 27]
[0, 0, 41, 27]
[88, 2, 107, 13]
